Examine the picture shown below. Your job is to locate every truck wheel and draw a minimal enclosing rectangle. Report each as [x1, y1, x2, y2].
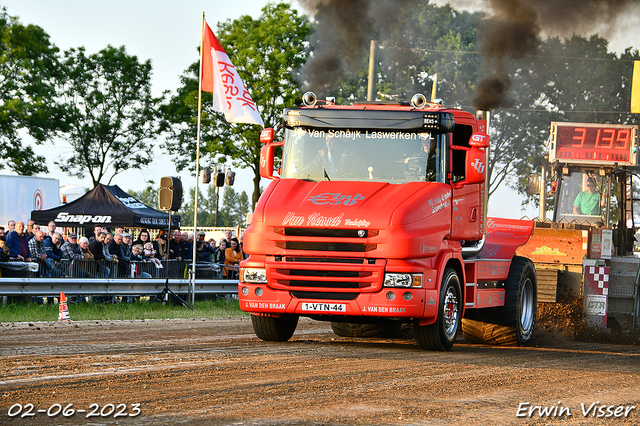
[251, 314, 299, 342]
[504, 256, 537, 344]
[462, 256, 536, 345]
[414, 268, 462, 351]
[331, 322, 402, 338]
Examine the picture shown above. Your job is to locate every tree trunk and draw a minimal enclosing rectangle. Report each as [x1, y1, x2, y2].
[252, 165, 261, 210]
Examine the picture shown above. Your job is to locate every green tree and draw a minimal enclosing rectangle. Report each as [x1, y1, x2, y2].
[0, 8, 62, 174]
[179, 185, 217, 227]
[377, 3, 483, 106]
[218, 186, 251, 227]
[501, 35, 640, 205]
[127, 183, 158, 209]
[367, 3, 639, 206]
[163, 2, 311, 207]
[56, 45, 166, 187]
[179, 185, 250, 228]
[306, 2, 483, 108]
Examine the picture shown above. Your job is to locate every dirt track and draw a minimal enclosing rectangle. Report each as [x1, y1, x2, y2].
[1, 316, 639, 426]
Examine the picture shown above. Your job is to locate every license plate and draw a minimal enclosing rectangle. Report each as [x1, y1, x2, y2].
[301, 302, 346, 313]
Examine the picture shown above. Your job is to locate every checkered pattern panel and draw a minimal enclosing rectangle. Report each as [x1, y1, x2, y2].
[586, 266, 609, 296]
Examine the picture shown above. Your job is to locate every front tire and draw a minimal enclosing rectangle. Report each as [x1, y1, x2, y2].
[414, 268, 462, 351]
[251, 314, 299, 342]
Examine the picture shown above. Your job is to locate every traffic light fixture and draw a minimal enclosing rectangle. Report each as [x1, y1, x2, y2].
[159, 176, 183, 211]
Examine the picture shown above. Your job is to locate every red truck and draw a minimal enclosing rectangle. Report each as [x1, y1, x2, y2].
[239, 93, 537, 350]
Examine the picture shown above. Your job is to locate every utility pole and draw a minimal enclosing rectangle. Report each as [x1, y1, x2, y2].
[367, 40, 378, 102]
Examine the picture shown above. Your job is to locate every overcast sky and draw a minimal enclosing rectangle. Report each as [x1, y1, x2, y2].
[2, 0, 639, 219]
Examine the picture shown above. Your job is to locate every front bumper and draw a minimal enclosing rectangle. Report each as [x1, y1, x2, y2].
[239, 282, 439, 320]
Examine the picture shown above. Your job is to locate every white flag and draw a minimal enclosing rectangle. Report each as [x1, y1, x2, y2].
[201, 20, 264, 126]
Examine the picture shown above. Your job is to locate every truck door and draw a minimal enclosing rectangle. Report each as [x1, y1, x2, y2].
[449, 125, 484, 242]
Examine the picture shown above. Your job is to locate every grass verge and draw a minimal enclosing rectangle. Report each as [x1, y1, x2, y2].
[0, 297, 247, 323]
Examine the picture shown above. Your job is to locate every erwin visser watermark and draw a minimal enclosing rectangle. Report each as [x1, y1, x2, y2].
[516, 401, 636, 419]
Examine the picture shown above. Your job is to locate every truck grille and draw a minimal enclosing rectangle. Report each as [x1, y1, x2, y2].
[291, 291, 359, 300]
[274, 227, 379, 238]
[266, 257, 385, 294]
[285, 257, 365, 264]
[273, 227, 380, 253]
[275, 241, 376, 252]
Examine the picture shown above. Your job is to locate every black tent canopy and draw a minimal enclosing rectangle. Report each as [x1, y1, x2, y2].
[31, 184, 180, 229]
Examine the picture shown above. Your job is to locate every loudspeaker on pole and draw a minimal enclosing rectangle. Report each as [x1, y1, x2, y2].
[213, 167, 225, 187]
[159, 177, 183, 211]
[225, 168, 235, 186]
[202, 168, 211, 184]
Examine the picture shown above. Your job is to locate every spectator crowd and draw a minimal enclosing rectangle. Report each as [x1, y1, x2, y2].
[0, 220, 246, 280]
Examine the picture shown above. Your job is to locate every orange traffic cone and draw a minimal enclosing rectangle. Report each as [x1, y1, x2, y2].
[58, 292, 71, 322]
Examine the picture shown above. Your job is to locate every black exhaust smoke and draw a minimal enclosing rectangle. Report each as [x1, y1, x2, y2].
[473, 0, 639, 110]
[294, 0, 638, 108]
[295, 0, 418, 93]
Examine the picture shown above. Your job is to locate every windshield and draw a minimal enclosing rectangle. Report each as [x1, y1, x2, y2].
[556, 172, 605, 224]
[281, 128, 446, 183]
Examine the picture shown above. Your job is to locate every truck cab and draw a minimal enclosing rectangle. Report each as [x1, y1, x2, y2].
[240, 94, 536, 350]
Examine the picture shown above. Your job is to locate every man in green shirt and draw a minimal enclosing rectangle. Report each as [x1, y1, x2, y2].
[573, 180, 601, 215]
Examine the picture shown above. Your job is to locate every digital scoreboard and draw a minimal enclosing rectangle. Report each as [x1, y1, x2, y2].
[549, 122, 638, 166]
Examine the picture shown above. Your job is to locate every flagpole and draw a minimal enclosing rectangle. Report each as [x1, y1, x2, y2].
[191, 12, 206, 306]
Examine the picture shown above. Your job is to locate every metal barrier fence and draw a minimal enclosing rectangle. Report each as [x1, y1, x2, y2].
[0, 278, 239, 298]
[0, 260, 240, 300]
[1, 259, 238, 279]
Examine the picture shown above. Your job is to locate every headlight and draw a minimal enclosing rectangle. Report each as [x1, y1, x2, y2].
[242, 268, 267, 284]
[383, 273, 423, 288]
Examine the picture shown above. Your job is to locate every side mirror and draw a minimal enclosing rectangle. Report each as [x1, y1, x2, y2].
[469, 132, 490, 148]
[259, 140, 283, 180]
[452, 132, 489, 189]
[260, 128, 275, 144]
[259, 128, 279, 180]
[463, 148, 486, 185]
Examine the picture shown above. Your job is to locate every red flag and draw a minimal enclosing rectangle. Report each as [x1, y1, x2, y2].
[201, 20, 264, 126]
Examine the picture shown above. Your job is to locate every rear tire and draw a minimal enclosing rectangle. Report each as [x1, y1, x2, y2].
[331, 322, 402, 338]
[506, 256, 537, 344]
[414, 268, 462, 351]
[251, 314, 299, 342]
[462, 256, 537, 345]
